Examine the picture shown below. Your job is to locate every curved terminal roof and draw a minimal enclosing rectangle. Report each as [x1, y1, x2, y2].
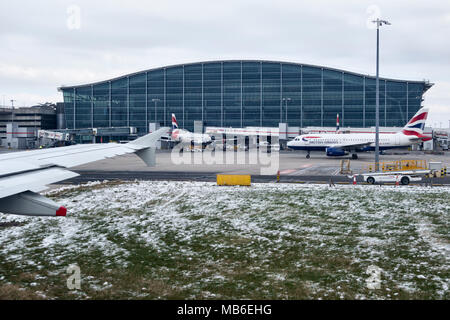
[58, 59, 433, 92]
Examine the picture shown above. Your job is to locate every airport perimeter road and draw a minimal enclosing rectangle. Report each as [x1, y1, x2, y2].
[68, 170, 450, 185]
[67, 149, 450, 185]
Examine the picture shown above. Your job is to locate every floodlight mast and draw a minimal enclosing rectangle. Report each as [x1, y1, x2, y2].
[282, 97, 291, 123]
[10, 99, 15, 123]
[152, 98, 161, 123]
[372, 18, 391, 172]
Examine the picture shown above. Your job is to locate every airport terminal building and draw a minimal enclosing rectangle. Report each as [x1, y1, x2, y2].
[59, 60, 432, 135]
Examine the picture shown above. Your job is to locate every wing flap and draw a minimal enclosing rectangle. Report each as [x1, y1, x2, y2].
[0, 167, 79, 199]
[0, 160, 42, 177]
[42, 145, 134, 168]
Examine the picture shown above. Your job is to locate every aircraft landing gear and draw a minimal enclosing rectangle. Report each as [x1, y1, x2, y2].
[306, 151, 311, 159]
[351, 153, 358, 160]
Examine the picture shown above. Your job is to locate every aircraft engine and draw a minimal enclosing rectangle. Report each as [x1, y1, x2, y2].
[326, 147, 348, 157]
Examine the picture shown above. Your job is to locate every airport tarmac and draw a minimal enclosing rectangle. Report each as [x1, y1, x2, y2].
[73, 149, 450, 175]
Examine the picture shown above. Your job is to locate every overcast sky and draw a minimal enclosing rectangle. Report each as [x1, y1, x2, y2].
[0, 0, 449, 127]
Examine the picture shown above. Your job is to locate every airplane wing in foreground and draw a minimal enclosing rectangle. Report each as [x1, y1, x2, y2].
[0, 127, 169, 217]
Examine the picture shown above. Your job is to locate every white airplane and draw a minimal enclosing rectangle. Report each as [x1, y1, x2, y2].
[0, 127, 169, 217]
[171, 113, 212, 147]
[287, 107, 431, 159]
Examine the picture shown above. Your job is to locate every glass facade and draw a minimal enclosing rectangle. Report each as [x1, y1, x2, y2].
[60, 60, 432, 134]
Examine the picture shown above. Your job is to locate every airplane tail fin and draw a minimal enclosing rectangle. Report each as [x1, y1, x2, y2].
[401, 107, 430, 140]
[336, 114, 340, 132]
[171, 113, 180, 140]
[172, 114, 178, 130]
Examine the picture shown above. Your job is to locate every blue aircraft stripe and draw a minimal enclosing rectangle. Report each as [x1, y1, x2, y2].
[407, 123, 424, 129]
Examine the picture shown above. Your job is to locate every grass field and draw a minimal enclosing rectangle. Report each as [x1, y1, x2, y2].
[0, 180, 448, 300]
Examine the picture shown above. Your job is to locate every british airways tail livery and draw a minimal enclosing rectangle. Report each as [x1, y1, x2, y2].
[172, 113, 179, 130]
[287, 107, 430, 159]
[336, 114, 340, 132]
[401, 108, 428, 138]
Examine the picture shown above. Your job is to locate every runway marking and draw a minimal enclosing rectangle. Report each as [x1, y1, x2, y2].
[289, 165, 316, 176]
[280, 164, 314, 176]
[280, 169, 297, 175]
[281, 164, 345, 176]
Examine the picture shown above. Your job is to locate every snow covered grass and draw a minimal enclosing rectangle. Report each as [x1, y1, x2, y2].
[0, 181, 449, 300]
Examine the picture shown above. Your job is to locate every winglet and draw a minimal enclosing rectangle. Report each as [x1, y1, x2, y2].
[135, 147, 156, 166]
[127, 127, 170, 167]
[128, 127, 170, 148]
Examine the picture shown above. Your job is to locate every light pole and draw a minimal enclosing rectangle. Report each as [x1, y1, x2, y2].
[282, 97, 291, 124]
[152, 98, 160, 124]
[204, 100, 207, 125]
[164, 103, 167, 127]
[372, 18, 391, 172]
[10, 99, 15, 123]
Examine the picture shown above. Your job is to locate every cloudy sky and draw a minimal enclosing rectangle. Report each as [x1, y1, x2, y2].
[0, 0, 449, 127]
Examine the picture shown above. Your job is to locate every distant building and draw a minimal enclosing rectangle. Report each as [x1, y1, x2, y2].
[0, 103, 64, 148]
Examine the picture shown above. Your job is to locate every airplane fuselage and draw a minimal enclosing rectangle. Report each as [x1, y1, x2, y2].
[172, 129, 212, 145]
[288, 132, 414, 153]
